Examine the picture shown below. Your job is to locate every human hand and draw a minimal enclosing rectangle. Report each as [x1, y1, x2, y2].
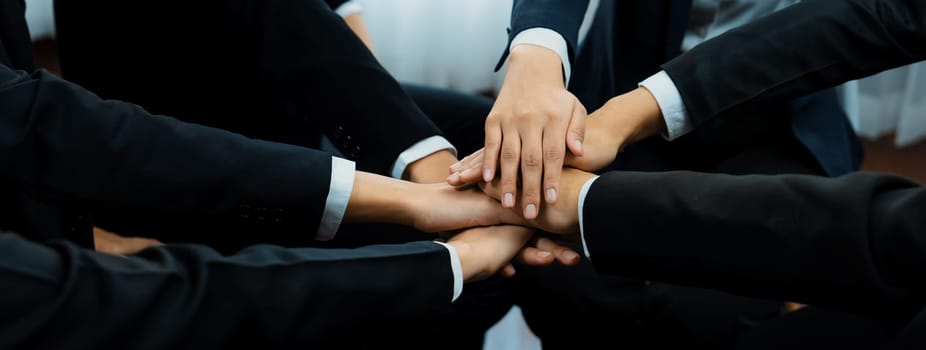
[405, 150, 458, 183]
[450, 44, 586, 221]
[93, 227, 162, 256]
[480, 167, 596, 234]
[446, 225, 537, 282]
[513, 236, 582, 269]
[346, 172, 526, 233]
[564, 88, 667, 171]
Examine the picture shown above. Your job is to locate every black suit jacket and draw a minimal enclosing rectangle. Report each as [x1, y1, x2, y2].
[662, 0, 926, 124]
[582, 170, 926, 346]
[504, 0, 862, 176]
[54, 0, 444, 175]
[0, 1, 455, 346]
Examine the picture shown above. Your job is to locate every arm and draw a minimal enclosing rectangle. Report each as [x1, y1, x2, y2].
[450, 0, 591, 220]
[662, 0, 926, 126]
[582, 171, 926, 320]
[0, 67, 522, 249]
[0, 227, 533, 348]
[0, 66, 332, 245]
[482, 166, 926, 319]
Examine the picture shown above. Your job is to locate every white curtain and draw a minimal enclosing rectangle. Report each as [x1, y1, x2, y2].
[842, 63, 926, 147]
[354, 0, 513, 93]
[24, 0, 56, 40]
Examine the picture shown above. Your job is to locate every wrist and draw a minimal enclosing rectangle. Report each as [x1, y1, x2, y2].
[600, 88, 666, 145]
[405, 150, 458, 183]
[345, 172, 417, 226]
[447, 240, 479, 282]
[507, 44, 566, 88]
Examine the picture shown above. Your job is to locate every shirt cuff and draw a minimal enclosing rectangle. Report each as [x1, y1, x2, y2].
[510, 28, 572, 85]
[390, 136, 457, 179]
[639, 71, 694, 141]
[317, 156, 356, 241]
[433, 241, 464, 302]
[578, 175, 600, 260]
[334, 1, 363, 18]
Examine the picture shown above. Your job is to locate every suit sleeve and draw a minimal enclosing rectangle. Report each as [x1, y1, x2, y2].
[0, 233, 453, 348]
[0, 66, 333, 246]
[662, 0, 926, 127]
[582, 171, 926, 320]
[496, 0, 590, 69]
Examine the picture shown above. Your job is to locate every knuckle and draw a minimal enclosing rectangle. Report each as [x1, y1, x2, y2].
[544, 150, 563, 162]
[501, 177, 518, 188]
[522, 189, 540, 201]
[501, 149, 518, 161]
[523, 153, 541, 168]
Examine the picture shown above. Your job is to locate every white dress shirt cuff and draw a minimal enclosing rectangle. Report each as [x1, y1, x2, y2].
[578, 175, 600, 260]
[334, 1, 363, 18]
[433, 241, 464, 302]
[639, 71, 694, 141]
[316, 156, 356, 241]
[390, 136, 457, 179]
[510, 28, 572, 85]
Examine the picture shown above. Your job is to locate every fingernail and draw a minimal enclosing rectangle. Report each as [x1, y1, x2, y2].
[503, 193, 514, 207]
[483, 168, 493, 182]
[574, 139, 583, 150]
[525, 204, 537, 219]
[537, 251, 552, 258]
[450, 162, 462, 172]
[448, 172, 460, 183]
[563, 251, 580, 261]
[546, 188, 557, 202]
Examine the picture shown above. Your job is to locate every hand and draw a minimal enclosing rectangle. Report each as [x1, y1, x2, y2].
[513, 236, 582, 269]
[346, 172, 526, 233]
[451, 45, 586, 220]
[446, 225, 537, 282]
[93, 227, 162, 256]
[480, 167, 596, 234]
[564, 88, 667, 171]
[405, 150, 458, 183]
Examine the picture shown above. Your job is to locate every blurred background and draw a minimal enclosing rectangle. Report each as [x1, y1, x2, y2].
[24, 0, 926, 349]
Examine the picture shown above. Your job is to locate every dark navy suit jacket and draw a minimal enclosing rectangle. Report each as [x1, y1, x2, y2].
[502, 0, 862, 176]
[0, 0, 454, 347]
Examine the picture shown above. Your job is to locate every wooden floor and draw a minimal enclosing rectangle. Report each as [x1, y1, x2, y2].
[861, 135, 926, 185]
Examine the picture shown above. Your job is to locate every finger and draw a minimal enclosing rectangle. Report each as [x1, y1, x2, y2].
[449, 149, 480, 174]
[536, 237, 581, 266]
[478, 179, 502, 201]
[499, 123, 521, 209]
[541, 125, 566, 204]
[515, 246, 554, 266]
[483, 118, 503, 183]
[450, 151, 485, 185]
[566, 100, 587, 156]
[519, 128, 543, 219]
[500, 264, 517, 278]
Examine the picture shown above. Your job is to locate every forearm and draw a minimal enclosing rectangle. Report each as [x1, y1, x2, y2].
[404, 150, 458, 183]
[0, 68, 331, 242]
[0, 233, 452, 348]
[582, 171, 926, 319]
[345, 171, 417, 226]
[663, 0, 926, 124]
